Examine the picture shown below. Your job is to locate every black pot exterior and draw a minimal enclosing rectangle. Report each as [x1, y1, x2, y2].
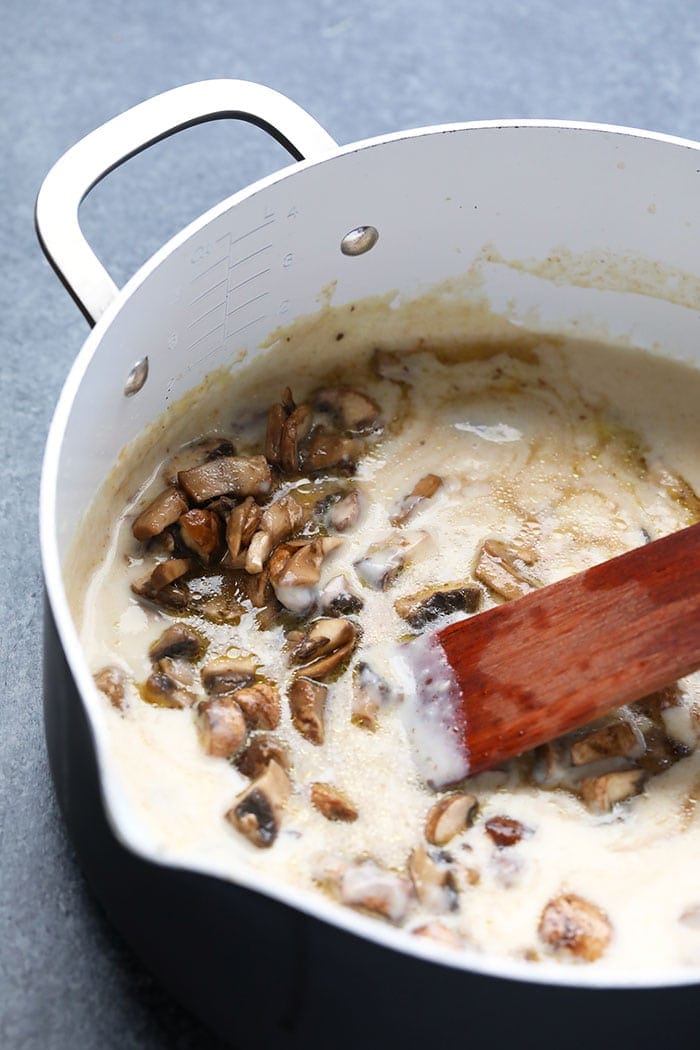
[44, 600, 697, 1049]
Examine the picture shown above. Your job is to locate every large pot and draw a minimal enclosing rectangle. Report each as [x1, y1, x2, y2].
[37, 80, 700, 1048]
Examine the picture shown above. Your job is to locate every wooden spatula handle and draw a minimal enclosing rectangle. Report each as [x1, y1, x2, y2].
[439, 522, 700, 774]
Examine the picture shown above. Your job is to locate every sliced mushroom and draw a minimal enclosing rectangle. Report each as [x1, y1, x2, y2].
[236, 733, 291, 780]
[409, 844, 459, 913]
[354, 531, 433, 590]
[195, 696, 247, 758]
[245, 493, 308, 573]
[93, 666, 126, 710]
[141, 659, 196, 709]
[162, 437, 236, 485]
[148, 623, 205, 662]
[233, 681, 281, 730]
[279, 404, 314, 474]
[225, 496, 262, 563]
[199, 594, 245, 625]
[570, 721, 643, 766]
[319, 574, 363, 616]
[226, 759, 291, 848]
[131, 558, 191, 602]
[310, 782, 358, 822]
[290, 618, 357, 679]
[395, 582, 481, 629]
[351, 662, 394, 729]
[302, 426, 360, 475]
[578, 768, 645, 813]
[132, 486, 189, 541]
[484, 816, 530, 848]
[328, 488, 362, 532]
[177, 508, 223, 565]
[270, 536, 344, 613]
[538, 893, 612, 962]
[473, 539, 539, 601]
[201, 655, 257, 695]
[425, 793, 478, 846]
[178, 454, 272, 504]
[339, 859, 414, 923]
[390, 474, 443, 526]
[288, 677, 327, 744]
[412, 923, 465, 949]
[314, 386, 382, 432]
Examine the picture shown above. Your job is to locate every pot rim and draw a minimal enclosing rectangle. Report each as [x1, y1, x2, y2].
[41, 116, 700, 990]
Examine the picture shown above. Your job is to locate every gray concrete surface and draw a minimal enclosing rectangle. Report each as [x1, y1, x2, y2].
[2, 0, 700, 1046]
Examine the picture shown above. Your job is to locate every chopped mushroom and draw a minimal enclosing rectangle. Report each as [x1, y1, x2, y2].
[201, 655, 257, 695]
[538, 893, 612, 962]
[395, 582, 481, 629]
[178, 455, 272, 504]
[570, 721, 643, 766]
[578, 768, 645, 813]
[269, 536, 343, 612]
[226, 759, 291, 848]
[288, 677, 327, 744]
[132, 486, 189, 541]
[93, 666, 126, 709]
[351, 662, 394, 729]
[409, 844, 459, 913]
[310, 782, 358, 822]
[484, 816, 530, 847]
[148, 623, 205, 662]
[162, 437, 236, 485]
[302, 426, 360, 474]
[233, 681, 281, 730]
[265, 390, 314, 474]
[314, 386, 382, 432]
[131, 558, 191, 603]
[425, 793, 478, 846]
[319, 574, 363, 616]
[141, 659, 196, 709]
[225, 496, 262, 563]
[473, 539, 539, 601]
[178, 508, 224, 565]
[196, 696, 247, 758]
[290, 618, 357, 679]
[245, 494, 308, 572]
[236, 733, 291, 780]
[328, 489, 362, 532]
[390, 474, 443, 526]
[354, 531, 433, 590]
[338, 859, 414, 923]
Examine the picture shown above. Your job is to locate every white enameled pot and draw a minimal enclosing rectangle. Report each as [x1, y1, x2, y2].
[37, 80, 700, 1047]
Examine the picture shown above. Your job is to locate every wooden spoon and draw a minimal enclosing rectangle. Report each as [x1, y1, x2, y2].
[409, 522, 700, 779]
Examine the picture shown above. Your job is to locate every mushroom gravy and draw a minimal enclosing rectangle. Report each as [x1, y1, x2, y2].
[75, 314, 700, 973]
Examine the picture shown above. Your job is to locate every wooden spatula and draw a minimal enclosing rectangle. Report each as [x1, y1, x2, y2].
[409, 522, 700, 779]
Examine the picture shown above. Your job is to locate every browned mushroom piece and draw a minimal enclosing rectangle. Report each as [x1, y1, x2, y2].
[178, 508, 224, 565]
[148, 623, 205, 663]
[302, 426, 360, 475]
[236, 733, 291, 780]
[390, 474, 443, 526]
[290, 617, 357, 679]
[538, 893, 612, 962]
[132, 557, 192, 599]
[201, 654, 257, 695]
[224, 496, 262, 563]
[314, 386, 382, 433]
[288, 677, 327, 744]
[310, 782, 358, 822]
[93, 666, 126, 709]
[178, 454, 272, 504]
[245, 493, 308, 572]
[412, 922, 465, 949]
[473, 539, 539, 601]
[578, 769, 646, 813]
[132, 486, 189, 541]
[328, 489, 362, 532]
[338, 859, 414, 923]
[570, 721, 643, 767]
[354, 531, 432, 591]
[226, 759, 291, 848]
[264, 402, 287, 465]
[196, 696, 248, 757]
[162, 437, 236, 485]
[409, 844, 459, 913]
[351, 662, 394, 730]
[425, 793, 478, 846]
[141, 659, 196, 709]
[233, 681, 281, 730]
[319, 574, 363, 616]
[199, 594, 245, 625]
[395, 582, 481, 630]
[484, 816, 531, 848]
[269, 536, 344, 613]
[279, 404, 314, 474]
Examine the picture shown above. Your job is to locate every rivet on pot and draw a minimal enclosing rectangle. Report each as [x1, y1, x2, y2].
[341, 226, 379, 256]
[124, 356, 149, 397]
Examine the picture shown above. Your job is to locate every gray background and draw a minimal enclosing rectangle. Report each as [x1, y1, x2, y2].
[2, 0, 700, 1046]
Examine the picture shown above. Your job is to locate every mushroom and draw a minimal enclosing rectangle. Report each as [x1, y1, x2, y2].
[199, 594, 245, 625]
[132, 486, 189, 541]
[314, 386, 382, 432]
[201, 654, 257, 695]
[412, 923, 465, 949]
[338, 859, 414, 923]
[570, 721, 643, 766]
[473, 539, 539, 601]
[354, 531, 433, 590]
[131, 558, 191, 603]
[425, 793, 478, 846]
[233, 681, 281, 730]
[245, 493, 308, 572]
[141, 658, 196, 709]
[328, 489, 362, 532]
[408, 845, 459, 914]
[310, 782, 358, 822]
[538, 893, 612, 962]
[302, 426, 360, 475]
[226, 759, 291, 848]
[290, 618, 357, 679]
[270, 536, 344, 612]
[225, 496, 262, 563]
[178, 454, 272, 504]
[288, 677, 327, 744]
[395, 582, 481, 629]
[351, 662, 394, 730]
[148, 623, 205, 663]
[195, 696, 247, 758]
[484, 816, 530, 848]
[162, 436, 236, 485]
[177, 508, 224, 565]
[264, 391, 314, 473]
[236, 733, 291, 780]
[390, 473, 443, 526]
[93, 666, 126, 710]
[319, 574, 363, 616]
[578, 768, 646, 813]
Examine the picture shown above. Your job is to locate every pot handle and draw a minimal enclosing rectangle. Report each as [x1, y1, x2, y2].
[35, 79, 338, 326]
